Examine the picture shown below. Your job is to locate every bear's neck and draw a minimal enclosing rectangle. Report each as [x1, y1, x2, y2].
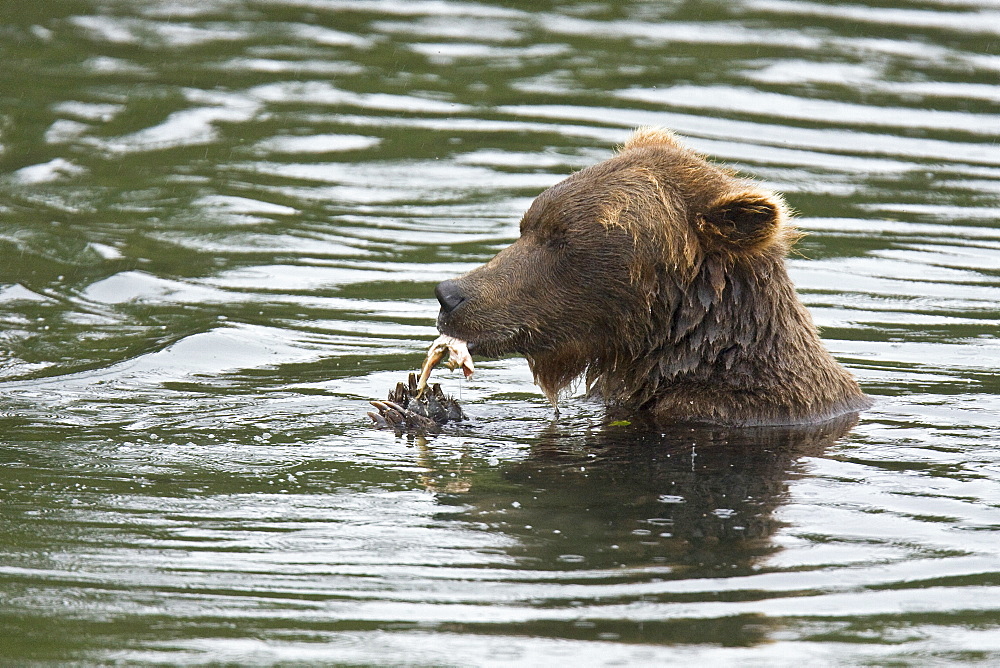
[590, 254, 870, 426]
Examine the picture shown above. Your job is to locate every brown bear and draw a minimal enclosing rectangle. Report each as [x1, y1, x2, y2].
[433, 129, 872, 427]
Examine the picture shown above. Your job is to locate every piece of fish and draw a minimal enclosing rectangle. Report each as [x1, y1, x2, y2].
[416, 335, 474, 396]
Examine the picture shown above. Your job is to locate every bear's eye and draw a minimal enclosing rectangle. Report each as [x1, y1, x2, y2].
[543, 224, 570, 250]
[547, 233, 569, 250]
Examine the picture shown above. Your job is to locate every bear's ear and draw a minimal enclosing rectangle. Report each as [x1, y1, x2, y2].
[621, 127, 684, 152]
[698, 190, 785, 251]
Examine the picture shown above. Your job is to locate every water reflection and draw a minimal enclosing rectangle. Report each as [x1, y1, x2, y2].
[428, 414, 859, 575]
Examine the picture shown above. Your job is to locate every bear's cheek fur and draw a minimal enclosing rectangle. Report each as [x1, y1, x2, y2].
[437, 236, 639, 357]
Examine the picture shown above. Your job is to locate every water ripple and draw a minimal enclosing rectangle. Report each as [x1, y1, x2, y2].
[1, 0, 999, 664]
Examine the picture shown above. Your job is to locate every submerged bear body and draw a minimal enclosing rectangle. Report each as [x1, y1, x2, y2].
[435, 129, 871, 427]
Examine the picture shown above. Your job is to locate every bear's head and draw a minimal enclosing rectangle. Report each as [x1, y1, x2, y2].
[434, 129, 861, 423]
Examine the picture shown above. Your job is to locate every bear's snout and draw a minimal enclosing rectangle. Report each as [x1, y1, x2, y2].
[435, 279, 467, 314]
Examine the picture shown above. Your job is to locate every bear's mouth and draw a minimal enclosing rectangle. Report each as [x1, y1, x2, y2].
[443, 334, 509, 358]
[435, 321, 523, 359]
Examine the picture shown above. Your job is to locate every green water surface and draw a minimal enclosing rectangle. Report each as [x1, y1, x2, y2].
[1, 0, 999, 664]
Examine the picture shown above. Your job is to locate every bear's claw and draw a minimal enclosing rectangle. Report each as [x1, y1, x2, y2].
[368, 372, 466, 434]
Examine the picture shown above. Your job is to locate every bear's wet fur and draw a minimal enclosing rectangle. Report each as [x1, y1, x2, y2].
[435, 128, 871, 427]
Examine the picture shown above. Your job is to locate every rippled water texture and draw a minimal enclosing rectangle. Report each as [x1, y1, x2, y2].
[1, 1, 999, 664]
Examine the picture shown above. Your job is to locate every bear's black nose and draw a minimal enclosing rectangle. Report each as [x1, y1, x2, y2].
[435, 279, 466, 314]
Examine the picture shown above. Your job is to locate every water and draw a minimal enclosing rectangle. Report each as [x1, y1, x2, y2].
[1, 0, 999, 664]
